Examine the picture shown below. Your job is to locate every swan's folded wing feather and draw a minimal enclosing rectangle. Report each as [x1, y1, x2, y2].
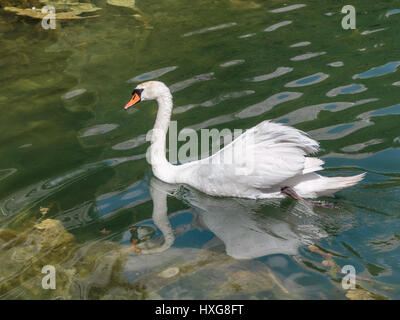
[204, 121, 320, 189]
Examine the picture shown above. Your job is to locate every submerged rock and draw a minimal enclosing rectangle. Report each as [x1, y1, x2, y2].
[0, 0, 41, 8]
[346, 286, 388, 300]
[0, 218, 146, 299]
[3, 1, 101, 20]
[2, 0, 146, 24]
[210, 270, 275, 298]
[158, 267, 180, 279]
[131, 248, 293, 299]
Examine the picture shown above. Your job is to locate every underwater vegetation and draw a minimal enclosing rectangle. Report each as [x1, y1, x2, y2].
[0, 217, 146, 299]
[0, 200, 390, 300]
[307, 245, 388, 300]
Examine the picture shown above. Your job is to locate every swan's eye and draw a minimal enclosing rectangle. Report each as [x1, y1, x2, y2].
[132, 88, 144, 96]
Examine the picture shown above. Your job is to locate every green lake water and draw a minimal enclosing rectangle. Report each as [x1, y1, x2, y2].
[1, 0, 400, 299]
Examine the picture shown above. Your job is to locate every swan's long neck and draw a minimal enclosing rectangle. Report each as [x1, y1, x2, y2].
[150, 93, 177, 183]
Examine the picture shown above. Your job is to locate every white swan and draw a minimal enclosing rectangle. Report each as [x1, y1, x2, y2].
[124, 81, 364, 201]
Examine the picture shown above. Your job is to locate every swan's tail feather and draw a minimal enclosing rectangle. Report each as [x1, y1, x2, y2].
[290, 172, 365, 198]
[316, 173, 365, 197]
[303, 157, 324, 174]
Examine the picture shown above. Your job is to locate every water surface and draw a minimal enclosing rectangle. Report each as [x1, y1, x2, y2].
[1, 0, 400, 300]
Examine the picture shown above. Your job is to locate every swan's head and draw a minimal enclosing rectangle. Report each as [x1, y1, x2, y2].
[124, 81, 171, 110]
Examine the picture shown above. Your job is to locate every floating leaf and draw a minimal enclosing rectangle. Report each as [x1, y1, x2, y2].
[107, 0, 136, 9]
[100, 228, 111, 235]
[39, 206, 50, 215]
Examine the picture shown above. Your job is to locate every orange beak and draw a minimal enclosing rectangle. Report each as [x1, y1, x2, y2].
[124, 93, 141, 110]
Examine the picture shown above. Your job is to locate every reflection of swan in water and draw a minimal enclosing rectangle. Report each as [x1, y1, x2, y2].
[136, 179, 176, 254]
[137, 177, 328, 259]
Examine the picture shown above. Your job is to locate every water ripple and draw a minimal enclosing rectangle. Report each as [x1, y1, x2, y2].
[341, 139, 383, 152]
[386, 9, 400, 17]
[264, 21, 292, 32]
[285, 72, 329, 87]
[0, 162, 107, 220]
[324, 148, 400, 173]
[290, 41, 311, 48]
[327, 61, 344, 67]
[290, 52, 326, 61]
[95, 181, 150, 218]
[357, 103, 400, 119]
[361, 28, 386, 35]
[238, 33, 256, 39]
[326, 84, 367, 97]
[219, 59, 245, 67]
[186, 114, 235, 131]
[0, 168, 17, 183]
[309, 120, 373, 141]
[112, 134, 147, 150]
[353, 61, 400, 79]
[173, 90, 255, 114]
[201, 90, 255, 107]
[62, 89, 86, 100]
[236, 91, 303, 119]
[170, 72, 215, 92]
[173, 104, 198, 114]
[79, 124, 119, 137]
[126, 66, 178, 83]
[276, 99, 378, 125]
[183, 23, 237, 37]
[270, 4, 306, 13]
[246, 67, 293, 82]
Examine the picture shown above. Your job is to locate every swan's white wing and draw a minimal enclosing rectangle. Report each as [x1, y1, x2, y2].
[196, 121, 320, 190]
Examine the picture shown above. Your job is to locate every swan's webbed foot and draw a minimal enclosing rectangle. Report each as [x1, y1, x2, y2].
[281, 186, 340, 209]
[281, 186, 303, 200]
